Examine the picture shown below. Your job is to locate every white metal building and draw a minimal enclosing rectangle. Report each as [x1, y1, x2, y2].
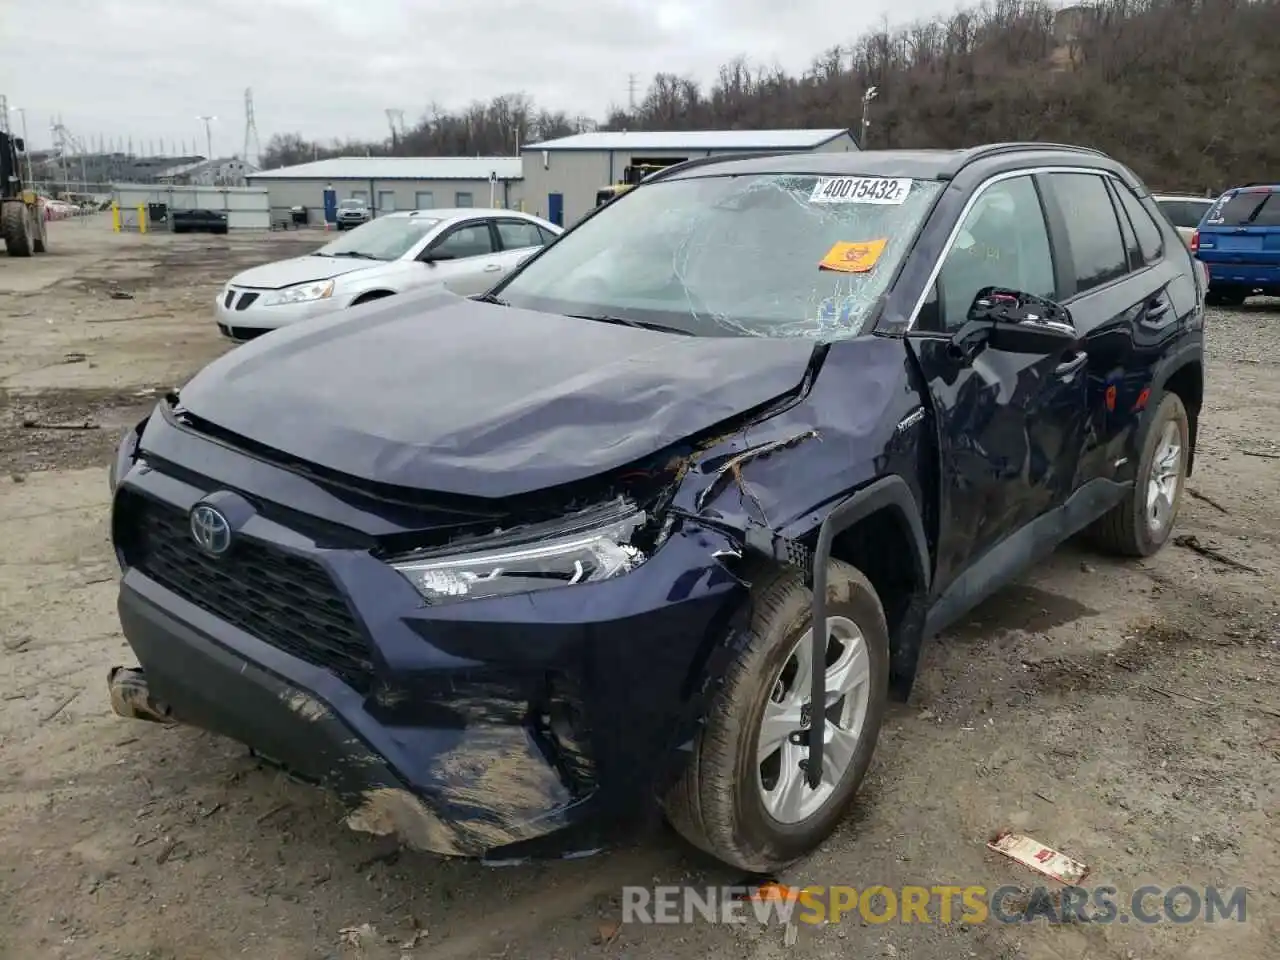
[246, 156, 523, 225]
[520, 128, 858, 227]
[155, 157, 261, 187]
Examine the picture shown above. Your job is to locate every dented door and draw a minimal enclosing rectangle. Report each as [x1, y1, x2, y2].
[908, 320, 1087, 594]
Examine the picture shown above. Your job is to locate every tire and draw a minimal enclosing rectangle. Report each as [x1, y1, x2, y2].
[2, 202, 32, 257]
[663, 559, 890, 872]
[1206, 287, 1246, 307]
[1089, 392, 1189, 557]
[32, 209, 47, 254]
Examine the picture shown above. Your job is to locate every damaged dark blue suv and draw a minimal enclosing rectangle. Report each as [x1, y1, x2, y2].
[107, 143, 1205, 872]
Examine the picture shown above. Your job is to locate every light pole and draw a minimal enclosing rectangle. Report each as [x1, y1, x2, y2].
[860, 86, 878, 149]
[196, 115, 216, 161]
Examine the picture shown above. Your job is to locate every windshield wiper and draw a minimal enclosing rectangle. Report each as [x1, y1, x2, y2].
[569, 313, 692, 335]
[473, 292, 508, 305]
[329, 251, 380, 260]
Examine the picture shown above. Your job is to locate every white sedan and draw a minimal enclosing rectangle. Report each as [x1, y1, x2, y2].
[215, 208, 561, 341]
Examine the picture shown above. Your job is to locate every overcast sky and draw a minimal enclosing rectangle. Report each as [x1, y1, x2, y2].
[8, 0, 964, 156]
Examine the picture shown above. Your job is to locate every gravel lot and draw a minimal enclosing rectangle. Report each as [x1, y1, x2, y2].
[1, 219, 1276, 960]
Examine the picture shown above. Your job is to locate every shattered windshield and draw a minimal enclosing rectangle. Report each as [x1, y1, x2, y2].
[316, 216, 441, 261]
[498, 173, 943, 339]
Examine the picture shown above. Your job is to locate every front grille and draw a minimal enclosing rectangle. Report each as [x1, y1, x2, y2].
[124, 495, 375, 693]
[235, 292, 259, 311]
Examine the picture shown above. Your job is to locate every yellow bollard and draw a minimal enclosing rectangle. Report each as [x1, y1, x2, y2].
[111, 202, 120, 233]
[137, 203, 147, 234]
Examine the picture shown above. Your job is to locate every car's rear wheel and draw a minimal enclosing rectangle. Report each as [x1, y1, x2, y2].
[1089, 392, 1189, 557]
[663, 559, 889, 872]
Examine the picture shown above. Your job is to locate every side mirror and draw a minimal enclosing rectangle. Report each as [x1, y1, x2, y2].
[419, 250, 453, 266]
[12, 137, 24, 153]
[950, 287, 1077, 358]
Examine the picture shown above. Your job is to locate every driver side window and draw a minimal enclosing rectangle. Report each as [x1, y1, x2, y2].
[429, 222, 495, 260]
[935, 176, 1055, 331]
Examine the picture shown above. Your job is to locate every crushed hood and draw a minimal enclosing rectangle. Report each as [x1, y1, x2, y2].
[231, 255, 376, 290]
[177, 290, 818, 498]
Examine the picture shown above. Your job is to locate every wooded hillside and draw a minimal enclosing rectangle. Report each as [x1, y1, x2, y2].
[262, 0, 1278, 192]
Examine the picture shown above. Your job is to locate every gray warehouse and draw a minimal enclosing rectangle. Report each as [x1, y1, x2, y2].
[246, 156, 523, 225]
[520, 128, 858, 227]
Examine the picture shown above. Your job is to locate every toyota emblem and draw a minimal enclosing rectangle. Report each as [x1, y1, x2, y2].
[190, 503, 232, 556]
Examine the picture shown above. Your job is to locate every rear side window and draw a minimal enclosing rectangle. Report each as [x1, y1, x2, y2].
[1207, 189, 1278, 226]
[1048, 172, 1129, 294]
[1112, 183, 1163, 265]
[1158, 199, 1212, 229]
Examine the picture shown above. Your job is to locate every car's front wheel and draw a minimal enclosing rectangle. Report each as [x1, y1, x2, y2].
[1089, 391, 1189, 556]
[663, 560, 889, 872]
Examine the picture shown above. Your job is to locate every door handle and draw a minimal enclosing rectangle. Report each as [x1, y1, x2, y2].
[1054, 350, 1087, 376]
[1145, 299, 1170, 322]
[483, 263, 502, 272]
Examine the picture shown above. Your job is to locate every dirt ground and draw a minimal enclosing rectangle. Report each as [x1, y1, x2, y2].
[1, 218, 1276, 960]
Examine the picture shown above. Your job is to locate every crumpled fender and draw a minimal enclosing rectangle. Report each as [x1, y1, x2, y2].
[661, 336, 937, 775]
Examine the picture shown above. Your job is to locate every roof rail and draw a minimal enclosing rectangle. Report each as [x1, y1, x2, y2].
[1234, 182, 1280, 189]
[641, 151, 806, 183]
[968, 141, 1108, 159]
[949, 141, 1109, 176]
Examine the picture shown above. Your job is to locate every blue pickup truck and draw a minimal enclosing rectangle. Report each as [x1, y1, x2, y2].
[1193, 183, 1280, 305]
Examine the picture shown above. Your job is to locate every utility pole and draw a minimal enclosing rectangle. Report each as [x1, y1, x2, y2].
[627, 74, 639, 112]
[243, 89, 261, 165]
[860, 86, 878, 149]
[196, 115, 216, 160]
[385, 108, 405, 150]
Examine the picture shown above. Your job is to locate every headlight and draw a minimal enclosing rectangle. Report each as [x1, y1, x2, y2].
[392, 510, 647, 604]
[108, 417, 147, 492]
[261, 279, 335, 307]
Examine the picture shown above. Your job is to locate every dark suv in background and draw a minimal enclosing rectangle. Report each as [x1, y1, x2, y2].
[106, 143, 1204, 872]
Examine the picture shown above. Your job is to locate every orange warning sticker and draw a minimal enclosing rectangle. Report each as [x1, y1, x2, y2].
[819, 238, 888, 274]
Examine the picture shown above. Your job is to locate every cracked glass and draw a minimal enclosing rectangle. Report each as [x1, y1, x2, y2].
[497, 173, 944, 339]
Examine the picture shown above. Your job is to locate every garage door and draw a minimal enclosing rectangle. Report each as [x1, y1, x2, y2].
[414, 191, 434, 210]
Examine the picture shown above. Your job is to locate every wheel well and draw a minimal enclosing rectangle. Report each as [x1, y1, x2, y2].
[352, 289, 395, 305]
[1163, 361, 1203, 473]
[828, 507, 925, 694]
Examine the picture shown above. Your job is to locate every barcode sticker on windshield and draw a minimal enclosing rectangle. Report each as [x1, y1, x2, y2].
[810, 177, 911, 205]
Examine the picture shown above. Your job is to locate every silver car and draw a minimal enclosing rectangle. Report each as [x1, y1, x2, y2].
[1153, 194, 1214, 247]
[215, 209, 561, 341]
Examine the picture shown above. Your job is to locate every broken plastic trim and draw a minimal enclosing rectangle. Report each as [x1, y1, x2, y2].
[693, 430, 820, 513]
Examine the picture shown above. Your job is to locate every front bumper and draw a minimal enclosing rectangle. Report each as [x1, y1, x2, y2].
[110, 461, 745, 859]
[214, 286, 341, 340]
